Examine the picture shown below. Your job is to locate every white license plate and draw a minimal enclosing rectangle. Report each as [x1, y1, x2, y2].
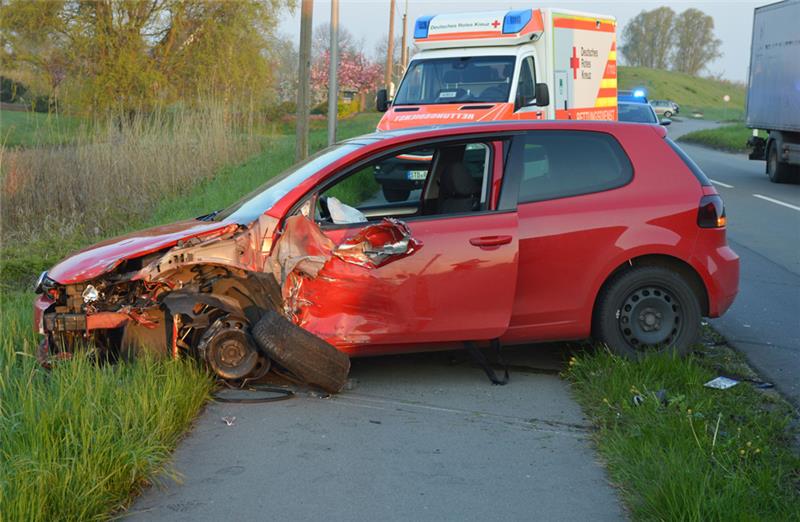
[407, 170, 427, 180]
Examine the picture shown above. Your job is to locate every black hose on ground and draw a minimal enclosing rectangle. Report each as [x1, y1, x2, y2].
[212, 383, 295, 404]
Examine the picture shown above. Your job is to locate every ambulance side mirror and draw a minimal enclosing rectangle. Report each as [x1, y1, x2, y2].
[376, 89, 389, 112]
[534, 83, 550, 107]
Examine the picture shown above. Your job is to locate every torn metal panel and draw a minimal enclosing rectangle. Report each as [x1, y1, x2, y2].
[333, 218, 421, 268]
[268, 215, 335, 284]
[270, 216, 423, 345]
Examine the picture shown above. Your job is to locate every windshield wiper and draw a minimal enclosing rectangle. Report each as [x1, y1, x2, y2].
[196, 209, 221, 221]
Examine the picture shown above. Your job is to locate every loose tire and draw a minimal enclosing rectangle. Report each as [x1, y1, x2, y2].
[767, 142, 797, 183]
[382, 187, 410, 202]
[251, 311, 350, 393]
[663, 110, 672, 118]
[594, 266, 701, 358]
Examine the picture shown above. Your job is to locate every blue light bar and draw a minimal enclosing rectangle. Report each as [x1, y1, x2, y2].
[633, 88, 647, 98]
[503, 10, 532, 34]
[414, 15, 434, 39]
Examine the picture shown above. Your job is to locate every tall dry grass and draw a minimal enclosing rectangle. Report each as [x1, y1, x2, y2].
[1, 105, 264, 243]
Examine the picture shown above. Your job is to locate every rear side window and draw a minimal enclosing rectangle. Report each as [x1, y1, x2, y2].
[510, 131, 633, 203]
[665, 139, 712, 186]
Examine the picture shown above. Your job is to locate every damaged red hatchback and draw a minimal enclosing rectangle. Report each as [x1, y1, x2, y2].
[34, 121, 739, 381]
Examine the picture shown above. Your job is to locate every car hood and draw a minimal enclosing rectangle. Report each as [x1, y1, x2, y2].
[377, 103, 512, 131]
[47, 219, 238, 284]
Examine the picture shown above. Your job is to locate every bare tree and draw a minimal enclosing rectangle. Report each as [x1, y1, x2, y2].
[671, 8, 722, 76]
[620, 7, 676, 69]
[312, 23, 360, 61]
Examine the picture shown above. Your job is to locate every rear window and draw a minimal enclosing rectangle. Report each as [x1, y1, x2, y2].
[665, 139, 712, 186]
[509, 131, 634, 204]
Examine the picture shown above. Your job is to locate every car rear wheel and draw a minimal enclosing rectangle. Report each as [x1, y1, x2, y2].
[382, 187, 410, 202]
[594, 266, 701, 358]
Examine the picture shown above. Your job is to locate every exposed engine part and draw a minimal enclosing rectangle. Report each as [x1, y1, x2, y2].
[82, 284, 100, 303]
[198, 316, 261, 380]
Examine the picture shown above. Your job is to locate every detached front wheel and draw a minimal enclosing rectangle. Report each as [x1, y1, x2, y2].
[594, 266, 701, 358]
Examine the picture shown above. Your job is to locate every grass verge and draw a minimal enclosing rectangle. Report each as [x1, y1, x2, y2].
[565, 331, 800, 520]
[679, 124, 764, 153]
[0, 109, 85, 148]
[0, 112, 382, 520]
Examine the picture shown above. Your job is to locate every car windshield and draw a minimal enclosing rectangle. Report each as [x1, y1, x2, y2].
[212, 143, 362, 224]
[394, 56, 515, 105]
[618, 103, 657, 124]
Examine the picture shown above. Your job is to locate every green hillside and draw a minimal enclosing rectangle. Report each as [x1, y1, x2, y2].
[618, 66, 746, 120]
[0, 109, 83, 147]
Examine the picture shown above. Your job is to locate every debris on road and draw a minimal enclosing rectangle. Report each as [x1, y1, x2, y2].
[221, 416, 236, 426]
[704, 376, 739, 389]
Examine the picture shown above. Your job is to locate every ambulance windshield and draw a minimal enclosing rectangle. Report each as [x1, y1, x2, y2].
[394, 56, 515, 105]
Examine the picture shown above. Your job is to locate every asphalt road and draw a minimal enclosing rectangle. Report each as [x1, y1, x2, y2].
[671, 118, 800, 405]
[126, 347, 625, 521]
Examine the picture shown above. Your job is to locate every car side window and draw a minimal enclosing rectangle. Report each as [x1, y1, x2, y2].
[510, 131, 632, 203]
[316, 142, 493, 225]
[515, 56, 536, 110]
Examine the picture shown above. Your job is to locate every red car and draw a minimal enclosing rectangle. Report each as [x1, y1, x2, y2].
[34, 121, 739, 380]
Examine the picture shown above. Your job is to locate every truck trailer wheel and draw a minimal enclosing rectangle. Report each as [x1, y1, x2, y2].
[767, 142, 798, 183]
[251, 311, 350, 393]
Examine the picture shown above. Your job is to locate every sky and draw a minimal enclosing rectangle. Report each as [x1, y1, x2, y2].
[278, 0, 765, 82]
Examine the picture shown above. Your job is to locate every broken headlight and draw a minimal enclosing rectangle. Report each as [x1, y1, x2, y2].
[34, 271, 63, 302]
[34, 271, 54, 294]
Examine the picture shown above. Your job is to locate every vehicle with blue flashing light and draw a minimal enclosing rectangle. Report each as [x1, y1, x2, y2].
[618, 89, 648, 103]
[618, 101, 671, 129]
[376, 8, 619, 131]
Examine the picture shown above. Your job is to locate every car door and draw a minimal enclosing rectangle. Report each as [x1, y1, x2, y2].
[297, 140, 519, 350]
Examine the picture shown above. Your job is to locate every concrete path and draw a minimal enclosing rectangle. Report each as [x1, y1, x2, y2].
[125, 345, 625, 521]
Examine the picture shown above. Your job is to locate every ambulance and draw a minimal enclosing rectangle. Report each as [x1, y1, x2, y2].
[376, 8, 618, 131]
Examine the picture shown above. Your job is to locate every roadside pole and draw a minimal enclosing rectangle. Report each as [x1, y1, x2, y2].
[385, 0, 395, 93]
[327, 0, 339, 146]
[400, 0, 408, 71]
[295, 0, 313, 161]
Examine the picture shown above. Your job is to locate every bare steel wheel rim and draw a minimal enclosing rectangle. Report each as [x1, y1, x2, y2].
[618, 286, 681, 350]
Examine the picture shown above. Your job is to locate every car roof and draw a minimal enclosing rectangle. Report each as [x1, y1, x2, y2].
[344, 120, 665, 147]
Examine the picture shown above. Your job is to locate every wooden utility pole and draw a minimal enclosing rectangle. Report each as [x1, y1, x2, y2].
[384, 0, 396, 92]
[327, 0, 339, 146]
[400, 0, 408, 71]
[295, 0, 313, 161]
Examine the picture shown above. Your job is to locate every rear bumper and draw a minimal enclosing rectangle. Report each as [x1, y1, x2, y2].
[692, 244, 740, 317]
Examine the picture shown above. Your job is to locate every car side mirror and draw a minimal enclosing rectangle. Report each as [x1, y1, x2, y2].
[534, 83, 550, 107]
[660, 118, 672, 126]
[376, 89, 389, 112]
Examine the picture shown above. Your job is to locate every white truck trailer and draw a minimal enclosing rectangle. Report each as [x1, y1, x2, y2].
[746, 0, 800, 183]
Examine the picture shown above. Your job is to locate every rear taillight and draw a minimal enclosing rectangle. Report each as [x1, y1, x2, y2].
[697, 195, 726, 228]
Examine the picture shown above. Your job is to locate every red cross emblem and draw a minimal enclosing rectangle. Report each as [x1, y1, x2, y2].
[491, 19, 500, 28]
[570, 46, 580, 79]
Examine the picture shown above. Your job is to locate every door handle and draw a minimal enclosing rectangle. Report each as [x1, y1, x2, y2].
[469, 235, 512, 248]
